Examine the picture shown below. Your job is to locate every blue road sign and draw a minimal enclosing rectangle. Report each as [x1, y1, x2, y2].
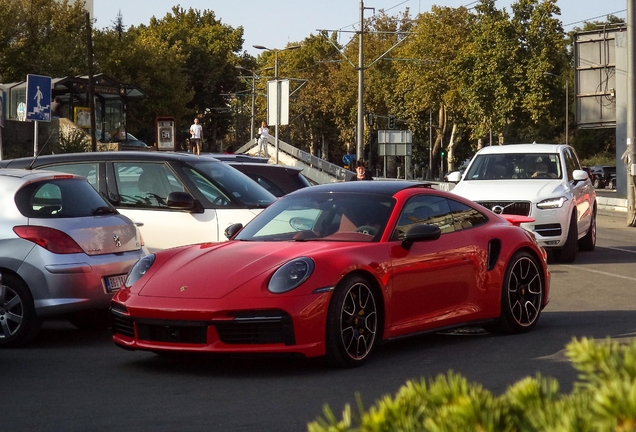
[343, 153, 357, 165]
[26, 74, 52, 122]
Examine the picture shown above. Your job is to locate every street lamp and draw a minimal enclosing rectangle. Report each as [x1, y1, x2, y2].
[253, 44, 301, 164]
[544, 72, 569, 145]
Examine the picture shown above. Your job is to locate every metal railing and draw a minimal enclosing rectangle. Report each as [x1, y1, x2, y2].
[237, 137, 354, 181]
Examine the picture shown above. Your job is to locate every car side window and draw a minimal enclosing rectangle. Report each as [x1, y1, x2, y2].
[39, 162, 99, 190]
[113, 162, 185, 209]
[246, 173, 285, 197]
[447, 199, 488, 231]
[392, 195, 455, 241]
[563, 149, 579, 182]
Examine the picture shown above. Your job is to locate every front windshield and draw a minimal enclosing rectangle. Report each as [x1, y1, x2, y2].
[464, 153, 562, 180]
[185, 160, 276, 208]
[236, 191, 395, 242]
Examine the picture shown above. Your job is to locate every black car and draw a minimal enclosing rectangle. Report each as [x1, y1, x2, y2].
[591, 165, 616, 189]
[228, 162, 313, 197]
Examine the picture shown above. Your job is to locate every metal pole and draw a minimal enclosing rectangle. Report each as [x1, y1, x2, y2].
[86, 12, 97, 152]
[627, 0, 636, 226]
[356, 0, 365, 161]
[250, 74, 256, 141]
[565, 78, 570, 144]
[33, 121, 38, 157]
[428, 109, 432, 179]
[275, 50, 279, 164]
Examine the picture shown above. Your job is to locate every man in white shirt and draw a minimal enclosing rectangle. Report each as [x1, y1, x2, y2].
[190, 118, 203, 155]
[257, 121, 269, 157]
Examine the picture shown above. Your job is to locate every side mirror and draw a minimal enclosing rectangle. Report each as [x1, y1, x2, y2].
[225, 223, 243, 240]
[447, 171, 462, 183]
[401, 223, 441, 250]
[167, 191, 203, 213]
[572, 169, 588, 182]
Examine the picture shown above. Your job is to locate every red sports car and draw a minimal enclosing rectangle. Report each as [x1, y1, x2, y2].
[111, 181, 550, 367]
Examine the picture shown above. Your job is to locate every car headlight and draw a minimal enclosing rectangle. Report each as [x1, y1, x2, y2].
[536, 196, 568, 209]
[268, 257, 315, 294]
[125, 254, 156, 288]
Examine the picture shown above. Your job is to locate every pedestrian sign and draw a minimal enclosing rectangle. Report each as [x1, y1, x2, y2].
[26, 74, 52, 122]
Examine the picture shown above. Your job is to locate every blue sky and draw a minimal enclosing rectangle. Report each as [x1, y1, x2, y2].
[93, 0, 628, 56]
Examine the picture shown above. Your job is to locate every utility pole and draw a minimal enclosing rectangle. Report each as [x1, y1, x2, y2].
[86, 12, 97, 152]
[357, 0, 365, 161]
[628, 0, 636, 226]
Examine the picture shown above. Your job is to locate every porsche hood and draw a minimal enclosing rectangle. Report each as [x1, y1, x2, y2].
[138, 241, 335, 299]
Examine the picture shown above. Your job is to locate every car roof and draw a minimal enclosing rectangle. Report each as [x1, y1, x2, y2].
[0, 151, 221, 168]
[475, 143, 568, 155]
[289, 180, 432, 198]
[0, 168, 79, 180]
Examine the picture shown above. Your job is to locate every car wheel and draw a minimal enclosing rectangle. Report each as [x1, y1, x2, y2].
[608, 179, 615, 190]
[492, 251, 544, 334]
[593, 178, 603, 189]
[325, 275, 379, 368]
[67, 310, 111, 331]
[554, 214, 578, 263]
[578, 208, 596, 252]
[0, 274, 41, 347]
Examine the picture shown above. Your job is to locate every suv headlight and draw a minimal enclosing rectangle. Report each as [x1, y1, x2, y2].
[268, 257, 314, 294]
[537, 197, 568, 209]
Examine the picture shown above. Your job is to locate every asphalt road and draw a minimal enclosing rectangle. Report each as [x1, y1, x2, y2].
[2, 209, 636, 432]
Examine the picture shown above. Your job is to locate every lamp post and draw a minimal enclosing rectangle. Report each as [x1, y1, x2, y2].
[544, 72, 569, 145]
[252, 44, 301, 164]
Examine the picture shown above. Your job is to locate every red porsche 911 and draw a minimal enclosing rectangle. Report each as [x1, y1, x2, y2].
[111, 181, 550, 367]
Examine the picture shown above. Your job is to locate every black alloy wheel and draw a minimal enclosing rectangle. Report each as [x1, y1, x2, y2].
[497, 251, 544, 333]
[325, 275, 379, 367]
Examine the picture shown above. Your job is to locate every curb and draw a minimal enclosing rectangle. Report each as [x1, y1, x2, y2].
[597, 196, 627, 212]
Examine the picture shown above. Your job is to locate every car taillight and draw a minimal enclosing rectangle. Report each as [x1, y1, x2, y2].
[13, 226, 83, 254]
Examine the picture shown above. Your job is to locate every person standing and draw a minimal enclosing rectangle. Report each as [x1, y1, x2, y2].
[349, 159, 373, 180]
[257, 121, 269, 157]
[51, 97, 62, 118]
[190, 118, 203, 155]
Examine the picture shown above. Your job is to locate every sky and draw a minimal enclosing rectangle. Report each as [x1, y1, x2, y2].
[93, 0, 629, 57]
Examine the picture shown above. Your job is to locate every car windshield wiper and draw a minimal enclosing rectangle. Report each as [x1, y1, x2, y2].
[92, 206, 118, 215]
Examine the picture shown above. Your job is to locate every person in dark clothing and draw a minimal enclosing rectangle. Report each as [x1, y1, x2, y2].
[349, 159, 373, 181]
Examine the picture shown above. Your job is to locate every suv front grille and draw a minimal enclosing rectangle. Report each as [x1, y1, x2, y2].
[476, 201, 531, 216]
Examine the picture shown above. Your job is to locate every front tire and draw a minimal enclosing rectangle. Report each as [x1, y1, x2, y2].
[325, 275, 379, 368]
[491, 251, 544, 334]
[578, 209, 596, 251]
[554, 214, 578, 263]
[0, 274, 41, 347]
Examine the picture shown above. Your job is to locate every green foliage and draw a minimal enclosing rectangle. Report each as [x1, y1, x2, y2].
[57, 127, 89, 153]
[308, 338, 636, 431]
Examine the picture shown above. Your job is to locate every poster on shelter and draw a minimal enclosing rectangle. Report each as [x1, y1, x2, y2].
[74, 107, 91, 128]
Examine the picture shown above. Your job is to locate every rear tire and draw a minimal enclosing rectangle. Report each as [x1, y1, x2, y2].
[490, 251, 544, 334]
[554, 214, 578, 263]
[0, 274, 41, 348]
[325, 275, 379, 368]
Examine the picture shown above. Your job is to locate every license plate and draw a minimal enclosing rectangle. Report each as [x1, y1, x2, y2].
[105, 274, 127, 293]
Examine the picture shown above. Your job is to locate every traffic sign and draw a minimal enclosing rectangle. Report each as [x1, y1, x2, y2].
[26, 74, 52, 122]
[343, 153, 357, 165]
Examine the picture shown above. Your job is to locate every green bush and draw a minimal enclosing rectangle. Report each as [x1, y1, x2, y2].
[308, 338, 636, 432]
[57, 127, 89, 153]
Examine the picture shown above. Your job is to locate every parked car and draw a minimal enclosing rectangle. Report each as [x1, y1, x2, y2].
[0, 169, 147, 347]
[96, 130, 149, 148]
[0, 152, 277, 252]
[591, 165, 616, 189]
[448, 144, 596, 263]
[111, 181, 550, 367]
[226, 162, 313, 197]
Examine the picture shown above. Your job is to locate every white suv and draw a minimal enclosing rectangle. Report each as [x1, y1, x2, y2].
[448, 144, 596, 263]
